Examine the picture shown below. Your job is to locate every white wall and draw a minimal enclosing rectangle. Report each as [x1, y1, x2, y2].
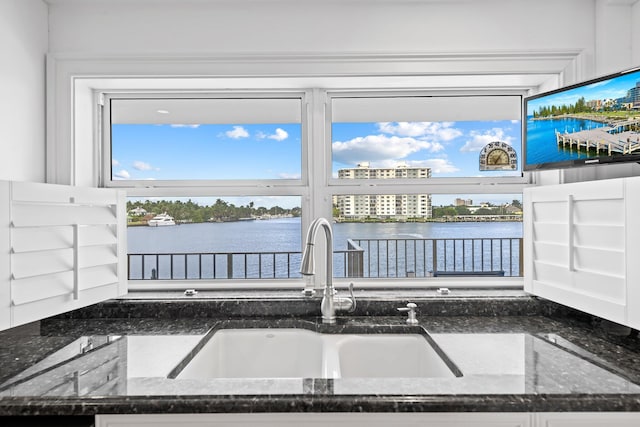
[43, 0, 640, 185]
[0, 0, 633, 185]
[633, 1, 640, 65]
[595, 0, 635, 75]
[0, 0, 48, 183]
[48, 0, 596, 57]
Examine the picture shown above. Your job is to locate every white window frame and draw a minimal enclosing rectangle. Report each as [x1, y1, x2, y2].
[102, 91, 310, 190]
[46, 50, 587, 291]
[102, 91, 314, 291]
[104, 88, 527, 290]
[323, 90, 528, 289]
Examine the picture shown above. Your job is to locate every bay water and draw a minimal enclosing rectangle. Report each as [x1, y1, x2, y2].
[525, 117, 605, 165]
[128, 218, 523, 279]
[128, 217, 522, 253]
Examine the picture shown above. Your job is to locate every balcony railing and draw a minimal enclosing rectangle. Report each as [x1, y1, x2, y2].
[128, 237, 523, 280]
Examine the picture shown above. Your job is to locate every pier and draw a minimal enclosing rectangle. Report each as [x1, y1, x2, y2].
[555, 118, 640, 156]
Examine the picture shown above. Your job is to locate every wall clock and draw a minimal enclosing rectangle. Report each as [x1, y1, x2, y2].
[479, 141, 517, 171]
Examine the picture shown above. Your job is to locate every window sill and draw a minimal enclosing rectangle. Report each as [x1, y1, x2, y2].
[118, 288, 529, 301]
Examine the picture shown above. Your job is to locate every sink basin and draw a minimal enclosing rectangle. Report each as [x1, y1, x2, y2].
[328, 334, 455, 378]
[176, 328, 325, 379]
[174, 328, 460, 380]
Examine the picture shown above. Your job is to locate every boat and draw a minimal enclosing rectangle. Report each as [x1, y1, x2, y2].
[147, 212, 176, 227]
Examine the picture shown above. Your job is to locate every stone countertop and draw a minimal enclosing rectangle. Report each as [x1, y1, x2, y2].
[2, 297, 640, 416]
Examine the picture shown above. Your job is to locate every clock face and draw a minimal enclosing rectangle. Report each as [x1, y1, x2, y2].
[479, 142, 517, 171]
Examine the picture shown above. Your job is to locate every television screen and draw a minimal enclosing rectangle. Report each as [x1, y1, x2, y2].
[524, 66, 640, 171]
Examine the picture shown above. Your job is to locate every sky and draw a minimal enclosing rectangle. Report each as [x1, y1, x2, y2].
[111, 123, 302, 181]
[331, 120, 521, 178]
[526, 69, 640, 115]
[113, 118, 522, 208]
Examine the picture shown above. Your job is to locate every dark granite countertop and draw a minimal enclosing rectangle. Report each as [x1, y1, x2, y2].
[1, 291, 640, 417]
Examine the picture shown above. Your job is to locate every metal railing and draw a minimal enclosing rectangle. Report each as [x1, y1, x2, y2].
[347, 237, 523, 278]
[127, 237, 523, 280]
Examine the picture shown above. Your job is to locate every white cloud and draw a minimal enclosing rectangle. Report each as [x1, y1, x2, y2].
[113, 170, 130, 179]
[133, 161, 153, 171]
[112, 159, 120, 167]
[411, 158, 460, 174]
[377, 122, 462, 141]
[268, 128, 289, 141]
[170, 124, 200, 128]
[367, 158, 459, 174]
[257, 128, 289, 141]
[586, 80, 609, 89]
[277, 172, 301, 179]
[332, 134, 444, 165]
[132, 161, 160, 172]
[460, 128, 514, 152]
[226, 126, 249, 139]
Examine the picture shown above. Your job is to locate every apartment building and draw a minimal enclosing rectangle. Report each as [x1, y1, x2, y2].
[335, 163, 432, 220]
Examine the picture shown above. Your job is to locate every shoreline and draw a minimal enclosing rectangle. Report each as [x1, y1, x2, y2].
[335, 218, 522, 224]
[128, 216, 523, 227]
[531, 112, 638, 126]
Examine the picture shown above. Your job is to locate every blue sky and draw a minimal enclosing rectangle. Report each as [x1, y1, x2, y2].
[526, 69, 640, 115]
[113, 119, 522, 207]
[111, 123, 302, 180]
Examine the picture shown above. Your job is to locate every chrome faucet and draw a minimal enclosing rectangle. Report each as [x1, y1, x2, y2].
[300, 217, 356, 324]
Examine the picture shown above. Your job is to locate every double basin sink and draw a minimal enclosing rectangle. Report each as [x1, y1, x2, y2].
[172, 325, 462, 380]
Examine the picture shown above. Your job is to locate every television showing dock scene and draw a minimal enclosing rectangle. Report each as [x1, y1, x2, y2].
[524, 66, 640, 171]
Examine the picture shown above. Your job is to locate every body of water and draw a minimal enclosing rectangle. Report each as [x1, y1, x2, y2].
[526, 117, 604, 165]
[128, 217, 522, 253]
[128, 218, 523, 280]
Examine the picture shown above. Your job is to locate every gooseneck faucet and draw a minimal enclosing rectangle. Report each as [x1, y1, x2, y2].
[300, 218, 356, 324]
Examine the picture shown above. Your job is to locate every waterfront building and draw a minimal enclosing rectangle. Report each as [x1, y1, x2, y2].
[128, 207, 148, 216]
[586, 99, 602, 111]
[631, 81, 640, 110]
[335, 163, 432, 220]
[455, 198, 473, 207]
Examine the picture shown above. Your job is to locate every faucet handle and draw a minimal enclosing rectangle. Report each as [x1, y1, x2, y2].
[334, 282, 357, 313]
[347, 282, 357, 313]
[397, 302, 419, 324]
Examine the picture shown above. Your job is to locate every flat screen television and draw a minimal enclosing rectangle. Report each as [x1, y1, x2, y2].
[523, 66, 640, 171]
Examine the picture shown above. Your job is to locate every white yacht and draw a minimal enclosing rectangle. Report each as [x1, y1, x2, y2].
[147, 212, 176, 227]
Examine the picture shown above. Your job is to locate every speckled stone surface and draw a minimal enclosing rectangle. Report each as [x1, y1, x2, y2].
[55, 289, 546, 319]
[1, 291, 640, 417]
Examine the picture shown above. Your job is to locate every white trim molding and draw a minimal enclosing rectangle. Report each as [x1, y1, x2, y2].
[46, 49, 587, 185]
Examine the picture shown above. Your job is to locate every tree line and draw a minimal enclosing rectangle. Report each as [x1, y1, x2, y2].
[432, 200, 522, 218]
[532, 97, 591, 118]
[128, 199, 301, 223]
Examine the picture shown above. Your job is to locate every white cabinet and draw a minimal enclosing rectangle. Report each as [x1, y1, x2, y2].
[523, 176, 640, 329]
[626, 177, 640, 329]
[534, 412, 640, 426]
[95, 412, 532, 427]
[95, 412, 640, 427]
[0, 181, 127, 331]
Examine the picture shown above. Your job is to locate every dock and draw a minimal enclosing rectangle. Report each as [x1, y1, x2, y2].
[555, 118, 640, 156]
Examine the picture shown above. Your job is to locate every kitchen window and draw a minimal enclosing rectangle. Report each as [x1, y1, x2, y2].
[103, 90, 526, 289]
[327, 93, 525, 286]
[104, 93, 308, 289]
